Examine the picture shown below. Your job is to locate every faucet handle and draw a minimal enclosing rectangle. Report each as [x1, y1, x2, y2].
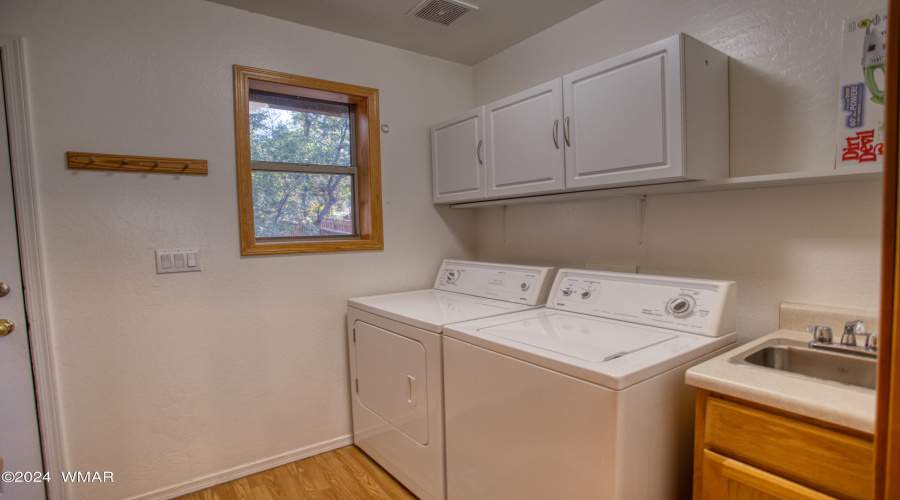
[808, 325, 833, 343]
[865, 332, 878, 351]
[845, 320, 867, 335]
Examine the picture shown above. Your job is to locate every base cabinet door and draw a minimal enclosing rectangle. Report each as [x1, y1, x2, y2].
[432, 108, 485, 203]
[693, 391, 874, 500]
[701, 450, 836, 500]
[484, 79, 565, 198]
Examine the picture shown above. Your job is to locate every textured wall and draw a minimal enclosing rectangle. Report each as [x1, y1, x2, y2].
[0, 0, 474, 498]
[471, 0, 884, 343]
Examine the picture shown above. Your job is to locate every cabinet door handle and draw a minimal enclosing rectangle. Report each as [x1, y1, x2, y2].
[552, 119, 560, 149]
[564, 117, 571, 147]
[477, 140, 484, 165]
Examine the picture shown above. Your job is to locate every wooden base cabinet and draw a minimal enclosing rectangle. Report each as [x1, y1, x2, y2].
[693, 391, 874, 500]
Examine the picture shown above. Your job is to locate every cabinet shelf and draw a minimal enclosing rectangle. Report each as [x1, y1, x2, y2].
[449, 165, 883, 209]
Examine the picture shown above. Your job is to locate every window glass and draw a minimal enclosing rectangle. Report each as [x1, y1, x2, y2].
[251, 171, 354, 238]
[249, 92, 352, 167]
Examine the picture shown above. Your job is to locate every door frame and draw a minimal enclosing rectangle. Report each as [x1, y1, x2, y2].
[0, 34, 65, 500]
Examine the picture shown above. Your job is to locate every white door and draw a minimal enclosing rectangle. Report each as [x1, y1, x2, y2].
[0, 57, 46, 500]
[431, 108, 486, 203]
[485, 79, 565, 199]
[563, 35, 685, 190]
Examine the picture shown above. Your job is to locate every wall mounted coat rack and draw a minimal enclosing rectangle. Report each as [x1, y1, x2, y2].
[67, 152, 208, 175]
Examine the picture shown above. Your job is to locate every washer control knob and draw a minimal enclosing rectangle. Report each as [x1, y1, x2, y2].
[446, 269, 459, 283]
[666, 296, 696, 318]
[581, 290, 592, 300]
[521, 282, 531, 292]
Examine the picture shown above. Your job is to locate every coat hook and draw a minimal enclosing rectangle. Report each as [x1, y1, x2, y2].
[88, 157, 96, 164]
[121, 158, 129, 165]
[183, 162, 190, 168]
[153, 160, 160, 167]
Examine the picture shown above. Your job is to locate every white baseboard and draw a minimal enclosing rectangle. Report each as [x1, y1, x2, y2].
[126, 434, 354, 500]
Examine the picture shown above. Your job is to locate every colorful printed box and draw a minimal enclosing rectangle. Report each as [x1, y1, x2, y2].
[837, 10, 887, 168]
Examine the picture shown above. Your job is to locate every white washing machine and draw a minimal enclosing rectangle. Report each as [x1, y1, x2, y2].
[443, 269, 737, 500]
[347, 260, 554, 500]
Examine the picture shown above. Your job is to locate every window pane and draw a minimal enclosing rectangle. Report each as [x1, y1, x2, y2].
[249, 92, 352, 167]
[252, 171, 355, 238]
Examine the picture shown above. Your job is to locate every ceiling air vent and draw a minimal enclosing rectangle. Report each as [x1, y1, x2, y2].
[407, 0, 478, 26]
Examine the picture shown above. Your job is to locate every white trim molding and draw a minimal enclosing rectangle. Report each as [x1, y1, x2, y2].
[0, 33, 68, 500]
[127, 435, 354, 500]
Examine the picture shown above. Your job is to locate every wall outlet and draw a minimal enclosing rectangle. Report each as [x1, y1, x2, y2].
[156, 248, 201, 274]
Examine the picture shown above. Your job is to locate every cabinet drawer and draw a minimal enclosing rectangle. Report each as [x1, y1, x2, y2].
[703, 396, 873, 499]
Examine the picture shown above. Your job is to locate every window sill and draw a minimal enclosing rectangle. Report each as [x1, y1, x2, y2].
[240, 238, 383, 255]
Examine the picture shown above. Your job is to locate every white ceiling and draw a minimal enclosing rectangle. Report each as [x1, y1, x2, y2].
[205, 0, 604, 65]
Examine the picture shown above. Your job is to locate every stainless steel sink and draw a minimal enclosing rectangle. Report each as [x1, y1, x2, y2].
[729, 339, 876, 390]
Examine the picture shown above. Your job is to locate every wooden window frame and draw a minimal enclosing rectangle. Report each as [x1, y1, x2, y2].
[233, 65, 383, 255]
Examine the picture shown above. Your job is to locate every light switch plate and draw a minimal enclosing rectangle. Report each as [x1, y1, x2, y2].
[156, 248, 201, 274]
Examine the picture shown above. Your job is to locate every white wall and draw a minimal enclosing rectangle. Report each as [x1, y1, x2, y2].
[0, 0, 474, 498]
[471, 0, 884, 343]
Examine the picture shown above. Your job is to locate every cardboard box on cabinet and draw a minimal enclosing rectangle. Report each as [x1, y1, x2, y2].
[837, 9, 887, 168]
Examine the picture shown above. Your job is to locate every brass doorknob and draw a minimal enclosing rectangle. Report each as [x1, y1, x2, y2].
[0, 319, 14, 337]
[0, 282, 9, 297]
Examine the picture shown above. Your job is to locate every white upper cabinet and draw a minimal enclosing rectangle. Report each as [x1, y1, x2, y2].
[563, 33, 729, 190]
[432, 108, 486, 203]
[431, 33, 729, 205]
[484, 79, 565, 199]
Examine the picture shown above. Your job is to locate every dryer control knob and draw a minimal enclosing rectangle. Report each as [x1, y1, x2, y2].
[581, 290, 592, 300]
[561, 287, 574, 297]
[521, 282, 531, 291]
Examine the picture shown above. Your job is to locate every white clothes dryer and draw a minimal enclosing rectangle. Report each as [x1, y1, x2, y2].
[347, 260, 554, 500]
[442, 269, 737, 500]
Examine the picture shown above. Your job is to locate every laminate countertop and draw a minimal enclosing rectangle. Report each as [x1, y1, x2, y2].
[685, 328, 876, 434]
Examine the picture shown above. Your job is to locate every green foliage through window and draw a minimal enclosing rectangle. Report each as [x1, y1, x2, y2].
[249, 92, 356, 238]
[252, 172, 353, 237]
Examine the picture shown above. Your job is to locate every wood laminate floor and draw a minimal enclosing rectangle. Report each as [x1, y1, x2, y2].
[176, 446, 417, 500]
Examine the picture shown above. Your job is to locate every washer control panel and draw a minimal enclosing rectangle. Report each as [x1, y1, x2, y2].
[549, 270, 736, 336]
[434, 260, 554, 305]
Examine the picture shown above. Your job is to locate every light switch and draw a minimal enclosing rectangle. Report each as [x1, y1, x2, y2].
[156, 248, 201, 274]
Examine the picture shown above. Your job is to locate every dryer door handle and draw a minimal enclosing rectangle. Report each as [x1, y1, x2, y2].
[407, 375, 417, 406]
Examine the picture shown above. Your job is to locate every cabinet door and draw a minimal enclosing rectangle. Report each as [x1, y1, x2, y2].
[484, 79, 565, 198]
[563, 35, 684, 190]
[432, 108, 486, 203]
[701, 450, 836, 500]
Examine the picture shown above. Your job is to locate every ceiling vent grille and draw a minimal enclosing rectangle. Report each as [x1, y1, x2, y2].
[407, 0, 478, 26]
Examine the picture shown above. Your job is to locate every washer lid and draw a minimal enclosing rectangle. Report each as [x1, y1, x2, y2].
[349, 289, 536, 333]
[480, 313, 675, 362]
[445, 308, 736, 389]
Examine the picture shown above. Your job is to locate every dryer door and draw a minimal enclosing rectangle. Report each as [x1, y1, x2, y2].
[354, 321, 429, 445]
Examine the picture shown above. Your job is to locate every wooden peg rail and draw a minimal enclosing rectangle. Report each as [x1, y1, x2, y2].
[67, 152, 208, 175]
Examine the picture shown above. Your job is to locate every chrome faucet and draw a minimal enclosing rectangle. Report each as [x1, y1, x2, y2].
[807, 320, 877, 357]
[841, 320, 866, 347]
